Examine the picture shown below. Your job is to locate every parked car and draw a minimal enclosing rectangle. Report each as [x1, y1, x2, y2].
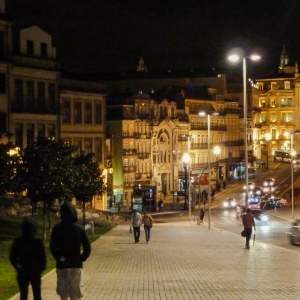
[272, 197, 287, 207]
[261, 197, 287, 209]
[223, 197, 237, 208]
[287, 218, 300, 245]
[264, 178, 275, 187]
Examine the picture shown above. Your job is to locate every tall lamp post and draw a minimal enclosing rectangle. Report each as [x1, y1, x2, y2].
[199, 111, 219, 229]
[228, 52, 260, 209]
[291, 133, 295, 219]
[171, 127, 179, 210]
[264, 133, 271, 169]
[182, 153, 190, 213]
[213, 146, 221, 180]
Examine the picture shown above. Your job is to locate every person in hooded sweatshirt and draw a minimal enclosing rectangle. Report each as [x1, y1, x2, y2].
[10, 216, 46, 300]
[50, 202, 91, 300]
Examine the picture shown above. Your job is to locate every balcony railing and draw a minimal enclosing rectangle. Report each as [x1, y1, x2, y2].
[123, 166, 136, 173]
[190, 124, 227, 131]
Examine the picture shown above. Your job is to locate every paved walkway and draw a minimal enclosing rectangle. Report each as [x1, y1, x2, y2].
[10, 162, 300, 300]
[9, 211, 300, 300]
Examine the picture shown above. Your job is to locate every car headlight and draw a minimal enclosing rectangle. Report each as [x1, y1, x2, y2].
[223, 202, 228, 207]
[231, 201, 236, 207]
[256, 190, 261, 195]
[261, 215, 268, 222]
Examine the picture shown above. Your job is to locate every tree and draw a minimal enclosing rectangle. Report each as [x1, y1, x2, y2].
[73, 152, 107, 225]
[19, 137, 76, 239]
[0, 134, 22, 201]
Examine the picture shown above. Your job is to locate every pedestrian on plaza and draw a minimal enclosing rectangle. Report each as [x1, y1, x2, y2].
[50, 203, 91, 300]
[242, 208, 256, 249]
[131, 209, 143, 243]
[236, 204, 241, 219]
[200, 209, 205, 224]
[10, 216, 46, 300]
[216, 181, 221, 192]
[177, 197, 180, 203]
[223, 181, 226, 189]
[142, 211, 154, 243]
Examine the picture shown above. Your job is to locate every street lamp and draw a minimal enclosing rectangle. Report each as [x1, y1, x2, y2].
[228, 52, 260, 209]
[182, 153, 190, 213]
[171, 126, 179, 210]
[199, 110, 219, 229]
[291, 133, 295, 219]
[213, 146, 221, 180]
[264, 133, 271, 169]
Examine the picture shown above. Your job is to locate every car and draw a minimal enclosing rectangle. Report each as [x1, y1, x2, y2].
[243, 182, 255, 190]
[287, 218, 300, 245]
[251, 209, 269, 222]
[249, 186, 263, 196]
[248, 197, 262, 210]
[271, 197, 288, 208]
[264, 178, 275, 187]
[261, 197, 288, 209]
[242, 209, 268, 222]
[223, 197, 237, 208]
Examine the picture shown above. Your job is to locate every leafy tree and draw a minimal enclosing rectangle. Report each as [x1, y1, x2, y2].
[73, 152, 107, 225]
[0, 134, 22, 201]
[19, 137, 76, 239]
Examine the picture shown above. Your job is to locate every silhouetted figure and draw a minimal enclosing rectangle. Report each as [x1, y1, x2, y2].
[10, 216, 46, 300]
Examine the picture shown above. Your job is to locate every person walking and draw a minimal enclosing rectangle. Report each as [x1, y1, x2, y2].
[10, 216, 46, 300]
[142, 211, 154, 243]
[131, 209, 143, 243]
[242, 208, 256, 249]
[50, 203, 91, 300]
[236, 204, 241, 219]
[200, 209, 205, 224]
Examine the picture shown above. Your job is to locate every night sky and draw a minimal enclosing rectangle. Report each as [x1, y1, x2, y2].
[6, 0, 300, 77]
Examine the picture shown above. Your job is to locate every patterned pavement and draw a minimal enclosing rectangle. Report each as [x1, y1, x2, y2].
[9, 217, 300, 300]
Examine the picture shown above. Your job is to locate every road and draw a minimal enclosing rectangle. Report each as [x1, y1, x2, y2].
[154, 162, 300, 252]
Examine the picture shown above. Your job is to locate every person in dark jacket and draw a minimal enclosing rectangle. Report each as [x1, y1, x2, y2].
[50, 203, 91, 300]
[10, 216, 46, 300]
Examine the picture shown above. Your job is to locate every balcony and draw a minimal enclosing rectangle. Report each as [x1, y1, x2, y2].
[137, 152, 150, 159]
[123, 132, 136, 138]
[123, 166, 136, 173]
[190, 124, 227, 131]
[123, 149, 137, 155]
[224, 140, 244, 147]
[124, 182, 135, 188]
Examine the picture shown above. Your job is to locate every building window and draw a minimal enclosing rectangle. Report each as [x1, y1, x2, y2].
[260, 99, 265, 107]
[95, 103, 102, 124]
[15, 123, 23, 148]
[281, 98, 287, 106]
[284, 81, 290, 89]
[95, 139, 103, 163]
[282, 113, 286, 121]
[0, 73, 6, 94]
[0, 31, 4, 60]
[271, 83, 277, 90]
[37, 124, 45, 137]
[48, 124, 56, 139]
[287, 98, 292, 106]
[27, 124, 34, 147]
[84, 103, 92, 123]
[84, 139, 92, 154]
[26, 81, 34, 111]
[261, 114, 266, 122]
[14, 79, 23, 109]
[271, 129, 276, 139]
[48, 83, 56, 111]
[270, 99, 276, 107]
[271, 113, 276, 122]
[62, 101, 71, 123]
[74, 103, 82, 123]
[41, 43, 47, 57]
[27, 40, 34, 55]
[37, 82, 45, 111]
[288, 113, 293, 121]
[74, 140, 82, 155]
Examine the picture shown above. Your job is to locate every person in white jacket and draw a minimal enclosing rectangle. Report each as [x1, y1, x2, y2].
[131, 209, 143, 243]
